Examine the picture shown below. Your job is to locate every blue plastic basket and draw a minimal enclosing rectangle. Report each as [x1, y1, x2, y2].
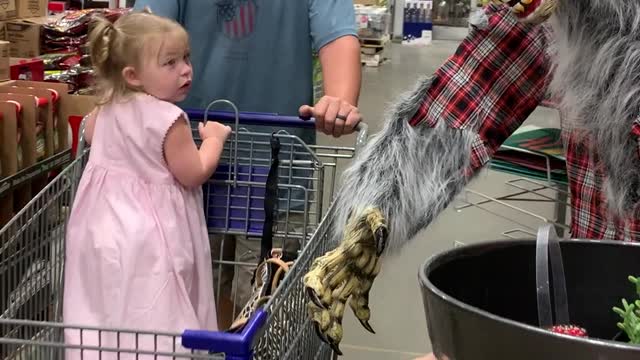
[185, 108, 319, 238]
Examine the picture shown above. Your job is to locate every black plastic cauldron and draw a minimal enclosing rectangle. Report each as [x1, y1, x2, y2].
[420, 230, 640, 360]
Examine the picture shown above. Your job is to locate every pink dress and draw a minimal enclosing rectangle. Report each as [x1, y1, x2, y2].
[63, 93, 217, 359]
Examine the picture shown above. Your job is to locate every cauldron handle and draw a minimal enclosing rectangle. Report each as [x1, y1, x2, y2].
[535, 224, 570, 327]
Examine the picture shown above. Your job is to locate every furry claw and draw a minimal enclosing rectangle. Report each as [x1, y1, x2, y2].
[359, 319, 376, 334]
[330, 342, 343, 356]
[313, 322, 330, 344]
[304, 207, 386, 352]
[306, 287, 326, 309]
[375, 226, 388, 256]
[361, 207, 388, 256]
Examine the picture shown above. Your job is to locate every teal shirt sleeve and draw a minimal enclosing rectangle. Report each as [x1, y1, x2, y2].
[132, 0, 179, 20]
[309, 0, 358, 52]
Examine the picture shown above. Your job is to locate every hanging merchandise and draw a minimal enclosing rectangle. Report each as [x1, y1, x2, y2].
[40, 7, 130, 94]
[403, 0, 433, 44]
[43, 8, 127, 40]
[355, 4, 391, 40]
[432, 0, 472, 27]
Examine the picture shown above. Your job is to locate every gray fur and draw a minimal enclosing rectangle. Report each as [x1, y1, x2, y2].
[548, 0, 640, 216]
[329, 0, 640, 252]
[469, 8, 489, 30]
[330, 77, 477, 253]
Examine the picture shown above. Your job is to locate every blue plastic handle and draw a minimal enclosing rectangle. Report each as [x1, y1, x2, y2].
[185, 108, 315, 128]
[181, 308, 268, 359]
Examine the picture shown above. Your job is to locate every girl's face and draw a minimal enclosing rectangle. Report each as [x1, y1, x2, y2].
[124, 34, 193, 103]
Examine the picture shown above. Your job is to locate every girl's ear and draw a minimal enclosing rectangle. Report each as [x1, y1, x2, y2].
[122, 66, 142, 88]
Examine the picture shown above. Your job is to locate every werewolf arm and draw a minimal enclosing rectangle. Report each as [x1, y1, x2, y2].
[330, 4, 554, 253]
[302, 6, 555, 352]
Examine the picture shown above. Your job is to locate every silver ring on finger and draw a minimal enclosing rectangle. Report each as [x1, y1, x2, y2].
[336, 114, 348, 121]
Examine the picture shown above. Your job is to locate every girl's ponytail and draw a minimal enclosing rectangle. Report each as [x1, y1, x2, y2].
[89, 16, 117, 82]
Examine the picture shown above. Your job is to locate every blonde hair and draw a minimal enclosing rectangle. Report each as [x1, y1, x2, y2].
[88, 8, 189, 104]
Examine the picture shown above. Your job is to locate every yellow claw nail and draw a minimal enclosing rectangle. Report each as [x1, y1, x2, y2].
[320, 309, 332, 330]
[328, 323, 344, 344]
[355, 252, 371, 269]
[328, 266, 349, 288]
[331, 301, 346, 319]
[347, 242, 364, 258]
[309, 303, 332, 331]
[363, 254, 378, 275]
[332, 277, 356, 301]
[513, 3, 525, 13]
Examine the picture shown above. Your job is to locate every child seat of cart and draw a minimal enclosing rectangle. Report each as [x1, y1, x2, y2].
[0, 102, 368, 359]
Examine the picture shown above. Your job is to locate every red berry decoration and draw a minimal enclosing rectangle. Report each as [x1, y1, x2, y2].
[549, 325, 588, 338]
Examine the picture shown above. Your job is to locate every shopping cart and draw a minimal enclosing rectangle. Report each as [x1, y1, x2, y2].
[0, 100, 368, 359]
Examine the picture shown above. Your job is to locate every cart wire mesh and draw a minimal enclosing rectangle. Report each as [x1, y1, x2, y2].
[0, 102, 368, 359]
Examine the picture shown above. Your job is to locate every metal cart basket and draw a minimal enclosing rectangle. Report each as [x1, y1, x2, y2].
[0, 100, 368, 359]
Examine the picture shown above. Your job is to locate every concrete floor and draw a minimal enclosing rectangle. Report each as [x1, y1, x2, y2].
[316, 41, 565, 359]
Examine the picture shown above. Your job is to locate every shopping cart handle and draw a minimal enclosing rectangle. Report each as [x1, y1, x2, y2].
[186, 108, 315, 128]
[299, 114, 366, 133]
[181, 308, 268, 357]
[186, 107, 369, 154]
[185, 108, 365, 132]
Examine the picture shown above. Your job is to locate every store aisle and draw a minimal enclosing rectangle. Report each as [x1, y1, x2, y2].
[318, 41, 562, 359]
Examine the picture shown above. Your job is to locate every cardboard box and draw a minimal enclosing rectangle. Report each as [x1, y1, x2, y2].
[0, 41, 9, 81]
[6, 17, 48, 58]
[0, 79, 97, 154]
[18, 0, 47, 19]
[0, 84, 55, 157]
[0, 100, 18, 224]
[0, 79, 95, 226]
[10, 57, 44, 81]
[0, 91, 38, 172]
[0, 0, 17, 21]
[0, 21, 6, 40]
[48, 1, 68, 14]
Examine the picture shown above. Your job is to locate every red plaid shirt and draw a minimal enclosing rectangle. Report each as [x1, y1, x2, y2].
[409, 4, 640, 241]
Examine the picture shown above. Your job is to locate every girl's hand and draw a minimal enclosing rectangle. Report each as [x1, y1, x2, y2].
[198, 121, 231, 143]
[165, 116, 230, 188]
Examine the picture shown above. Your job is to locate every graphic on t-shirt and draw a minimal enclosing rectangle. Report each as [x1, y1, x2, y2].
[216, 0, 258, 39]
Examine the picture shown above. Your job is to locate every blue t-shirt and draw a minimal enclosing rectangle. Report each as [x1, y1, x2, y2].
[133, 0, 357, 146]
[133, 0, 357, 212]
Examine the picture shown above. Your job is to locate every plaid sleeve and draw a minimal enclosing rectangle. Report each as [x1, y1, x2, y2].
[409, 4, 552, 172]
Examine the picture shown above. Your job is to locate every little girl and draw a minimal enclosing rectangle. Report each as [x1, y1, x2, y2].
[62, 9, 230, 357]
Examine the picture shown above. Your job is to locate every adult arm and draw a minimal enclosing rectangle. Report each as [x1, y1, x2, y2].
[318, 35, 361, 108]
[299, 0, 363, 137]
